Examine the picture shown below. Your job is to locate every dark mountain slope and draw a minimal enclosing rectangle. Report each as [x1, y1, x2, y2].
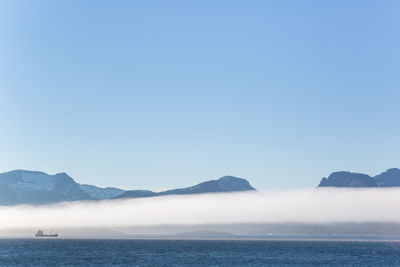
[116, 176, 255, 199]
[318, 168, 400, 188]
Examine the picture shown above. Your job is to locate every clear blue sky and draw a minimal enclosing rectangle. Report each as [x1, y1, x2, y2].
[0, 0, 399, 190]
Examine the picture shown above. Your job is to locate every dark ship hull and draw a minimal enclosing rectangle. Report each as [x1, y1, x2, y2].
[35, 233, 58, 237]
[35, 230, 58, 237]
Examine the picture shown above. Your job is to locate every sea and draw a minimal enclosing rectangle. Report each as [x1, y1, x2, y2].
[1, 238, 400, 266]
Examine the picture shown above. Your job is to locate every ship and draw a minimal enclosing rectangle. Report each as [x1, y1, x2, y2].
[35, 230, 58, 237]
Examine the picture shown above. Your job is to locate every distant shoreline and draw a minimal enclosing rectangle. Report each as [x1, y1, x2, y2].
[2, 235, 400, 242]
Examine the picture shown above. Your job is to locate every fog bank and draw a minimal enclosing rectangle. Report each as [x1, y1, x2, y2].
[1, 188, 400, 229]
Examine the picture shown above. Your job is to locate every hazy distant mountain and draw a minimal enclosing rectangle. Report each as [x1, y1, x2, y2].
[0, 171, 256, 205]
[374, 168, 400, 187]
[318, 171, 377, 187]
[318, 168, 400, 188]
[116, 176, 255, 199]
[117, 190, 157, 198]
[79, 184, 125, 199]
[0, 170, 93, 205]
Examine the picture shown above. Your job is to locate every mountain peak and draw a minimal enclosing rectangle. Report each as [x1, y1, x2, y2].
[318, 171, 376, 187]
[0, 170, 92, 205]
[117, 175, 255, 199]
[55, 172, 70, 176]
[5, 169, 48, 176]
[217, 176, 255, 191]
[218, 176, 243, 181]
[317, 168, 400, 188]
[383, 168, 400, 174]
[374, 168, 400, 187]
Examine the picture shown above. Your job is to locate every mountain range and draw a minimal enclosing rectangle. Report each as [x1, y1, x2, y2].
[2, 167, 399, 206]
[0, 170, 255, 206]
[318, 168, 400, 187]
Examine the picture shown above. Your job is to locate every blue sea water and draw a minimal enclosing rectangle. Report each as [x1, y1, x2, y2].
[1, 239, 400, 266]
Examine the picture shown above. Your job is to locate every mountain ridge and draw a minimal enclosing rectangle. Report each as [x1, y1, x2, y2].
[0, 170, 256, 206]
[318, 168, 400, 188]
[0, 170, 93, 205]
[116, 176, 255, 199]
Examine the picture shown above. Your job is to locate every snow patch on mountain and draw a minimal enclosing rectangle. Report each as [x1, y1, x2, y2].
[8, 172, 52, 192]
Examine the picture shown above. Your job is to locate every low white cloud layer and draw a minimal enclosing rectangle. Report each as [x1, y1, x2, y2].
[1, 188, 400, 229]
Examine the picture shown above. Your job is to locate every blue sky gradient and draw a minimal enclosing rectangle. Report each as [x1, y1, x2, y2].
[0, 0, 399, 190]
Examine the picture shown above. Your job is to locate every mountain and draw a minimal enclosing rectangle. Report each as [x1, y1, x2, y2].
[0, 170, 256, 205]
[317, 168, 400, 188]
[318, 171, 377, 187]
[117, 190, 157, 198]
[0, 170, 93, 205]
[374, 168, 400, 187]
[79, 184, 125, 199]
[116, 176, 255, 199]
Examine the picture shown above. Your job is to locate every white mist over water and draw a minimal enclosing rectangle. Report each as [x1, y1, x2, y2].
[1, 188, 400, 229]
